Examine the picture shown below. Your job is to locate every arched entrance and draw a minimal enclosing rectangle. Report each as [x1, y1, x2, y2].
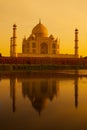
[40, 43, 48, 54]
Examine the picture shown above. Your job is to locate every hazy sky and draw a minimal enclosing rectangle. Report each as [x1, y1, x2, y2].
[0, 0, 87, 56]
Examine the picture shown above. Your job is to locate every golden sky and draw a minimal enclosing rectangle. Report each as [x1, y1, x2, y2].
[0, 0, 87, 56]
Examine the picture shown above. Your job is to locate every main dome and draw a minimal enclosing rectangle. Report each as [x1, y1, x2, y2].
[32, 21, 48, 37]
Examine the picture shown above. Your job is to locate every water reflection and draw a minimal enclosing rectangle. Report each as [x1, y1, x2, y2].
[1, 71, 87, 130]
[10, 76, 16, 112]
[8, 71, 80, 114]
[22, 78, 58, 115]
[74, 76, 78, 108]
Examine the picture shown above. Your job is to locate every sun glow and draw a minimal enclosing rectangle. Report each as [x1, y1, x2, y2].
[0, 0, 87, 57]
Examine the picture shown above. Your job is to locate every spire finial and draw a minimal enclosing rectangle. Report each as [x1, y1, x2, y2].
[39, 19, 41, 24]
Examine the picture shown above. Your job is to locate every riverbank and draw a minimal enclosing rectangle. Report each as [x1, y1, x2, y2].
[0, 64, 87, 72]
[0, 68, 87, 79]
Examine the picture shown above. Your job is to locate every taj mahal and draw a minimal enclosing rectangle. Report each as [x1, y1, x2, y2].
[10, 20, 79, 58]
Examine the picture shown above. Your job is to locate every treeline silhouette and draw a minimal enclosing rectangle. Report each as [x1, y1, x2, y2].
[0, 57, 87, 65]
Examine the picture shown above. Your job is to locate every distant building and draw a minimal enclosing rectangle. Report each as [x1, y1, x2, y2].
[10, 21, 79, 58]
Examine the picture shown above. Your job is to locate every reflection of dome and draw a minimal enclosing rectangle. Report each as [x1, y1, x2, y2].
[32, 97, 48, 115]
[32, 21, 48, 37]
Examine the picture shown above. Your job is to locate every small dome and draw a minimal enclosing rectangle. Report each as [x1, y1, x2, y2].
[23, 36, 26, 41]
[22, 37, 26, 45]
[27, 34, 36, 41]
[49, 35, 54, 39]
[75, 28, 78, 32]
[32, 21, 48, 37]
[13, 24, 17, 28]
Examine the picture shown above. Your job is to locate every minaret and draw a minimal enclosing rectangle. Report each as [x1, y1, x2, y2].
[75, 28, 79, 58]
[13, 24, 17, 57]
[10, 37, 13, 57]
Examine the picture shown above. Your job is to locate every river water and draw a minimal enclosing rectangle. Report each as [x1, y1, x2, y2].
[0, 70, 87, 130]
